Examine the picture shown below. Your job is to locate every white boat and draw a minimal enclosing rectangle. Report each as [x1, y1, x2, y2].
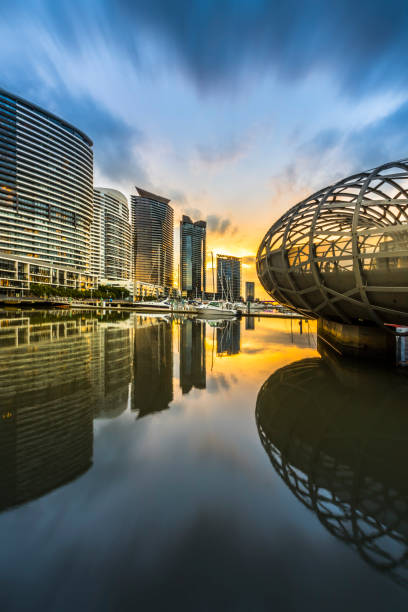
[249, 302, 266, 311]
[134, 298, 172, 311]
[233, 301, 265, 313]
[197, 300, 238, 318]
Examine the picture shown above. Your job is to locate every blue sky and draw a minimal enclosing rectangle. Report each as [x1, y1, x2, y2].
[1, 0, 408, 290]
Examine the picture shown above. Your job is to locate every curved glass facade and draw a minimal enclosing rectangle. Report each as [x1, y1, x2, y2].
[257, 159, 408, 325]
[131, 187, 174, 292]
[91, 188, 132, 283]
[0, 88, 93, 273]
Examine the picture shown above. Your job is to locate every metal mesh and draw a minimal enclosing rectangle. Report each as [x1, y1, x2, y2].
[257, 159, 408, 325]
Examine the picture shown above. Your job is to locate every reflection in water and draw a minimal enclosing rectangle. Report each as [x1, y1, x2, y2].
[216, 320, 241, 356]
[0, 311, 244, 515]
[256, 340, 408, 587]
[0, 310, 135, 510]
[245, 316, 255, 331]
[92, 326, 133, 419]
[132, 318, 173, 418]
[179, 319, 206, 394]
[0, 313, 95, 511]
[0, 312, 211, 511]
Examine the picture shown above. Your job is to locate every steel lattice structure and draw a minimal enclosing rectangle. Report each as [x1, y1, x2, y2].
[257, 159, 408, 325]
[256, 356, 408, 587]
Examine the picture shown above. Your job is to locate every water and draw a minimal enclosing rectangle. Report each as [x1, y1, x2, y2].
[0, 310, 407, 611]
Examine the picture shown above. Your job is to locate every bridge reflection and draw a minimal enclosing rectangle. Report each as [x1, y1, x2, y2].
[256, 341, 408, 587]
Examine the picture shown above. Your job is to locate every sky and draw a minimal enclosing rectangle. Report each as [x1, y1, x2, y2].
[1, 0, 408, 296]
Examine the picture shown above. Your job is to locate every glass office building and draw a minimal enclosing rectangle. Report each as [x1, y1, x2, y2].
[91, 188, 132, 285]
[0, 88, 95, 294]
[216, 254, 241, 301]
[131, 187, 174, 296]
[245, 281, 255, 301]
[180, 215, 206, 297]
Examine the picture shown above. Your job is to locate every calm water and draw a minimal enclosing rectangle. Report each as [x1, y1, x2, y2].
[0, 310, 407, 611]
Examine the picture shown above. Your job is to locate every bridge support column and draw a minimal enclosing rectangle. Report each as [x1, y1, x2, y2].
[317, 318, 396, 363]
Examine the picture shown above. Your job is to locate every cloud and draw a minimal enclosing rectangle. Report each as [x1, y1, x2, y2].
[206, 214, 236, 236]
[182, 207, 203, 220]
[51, 91, 148, 187]
[196, 137, 250, 166]
[241, 256, 256, 266]
[107, 0, 408, 97]
[3, 0, 408, 99]
[168, 189, 187, 205]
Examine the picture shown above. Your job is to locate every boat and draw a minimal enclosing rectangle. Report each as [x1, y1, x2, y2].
[233, 301, 265, 313]
[197, 300, 238, 318]
[249, 302, 266, 311]
[133, 298, 172, 311]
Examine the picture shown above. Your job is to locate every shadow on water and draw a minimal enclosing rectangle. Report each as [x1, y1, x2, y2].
[256, 338, 408, 589]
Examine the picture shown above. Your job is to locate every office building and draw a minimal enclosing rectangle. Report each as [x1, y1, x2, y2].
[131, 187, 174, 297]
[216, 254, 241, 301]
[245, 281, 255, 302]
[180, 215, 206, 297]
[0, 88, 96, 294]
[91, 188, 132, 288]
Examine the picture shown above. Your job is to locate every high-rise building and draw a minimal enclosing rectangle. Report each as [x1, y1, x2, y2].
[0, 88, 96, 294]
[245, 281, 255, 302]
[216, 254, 241, 301]
[131, 187, 174, 296]
[91, 188, 132, 286]
[180, 215, 206, 297]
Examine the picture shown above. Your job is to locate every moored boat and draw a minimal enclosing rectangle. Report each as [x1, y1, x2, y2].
[197, 300, 238, 318]
[133, 299, 172, 311]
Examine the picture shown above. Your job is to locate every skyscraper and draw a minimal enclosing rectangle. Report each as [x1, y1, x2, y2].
[131, 187, 174, 296]
[180, 215, 206, 297]
[216, 254, 241, 301]
[0, 88, 95, 294]
[245, 281, 255, 302]
[91, 188, 132, 286]
[0, 89, 93, 293]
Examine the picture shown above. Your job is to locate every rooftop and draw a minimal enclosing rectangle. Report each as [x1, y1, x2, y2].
[0, 88, 93, 147]
[135, 187, 170, 205]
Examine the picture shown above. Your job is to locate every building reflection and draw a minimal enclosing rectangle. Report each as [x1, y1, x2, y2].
[256, 340, 408, 588]
[131, 317, 173, 418]
[0, 312, 96, 511]
[92, 325, 132, 419]
[179, 319, 206, 394]
[245, 317, 255, 331]
[0, 310, 135, 510]
[216, 320, 241, 356]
